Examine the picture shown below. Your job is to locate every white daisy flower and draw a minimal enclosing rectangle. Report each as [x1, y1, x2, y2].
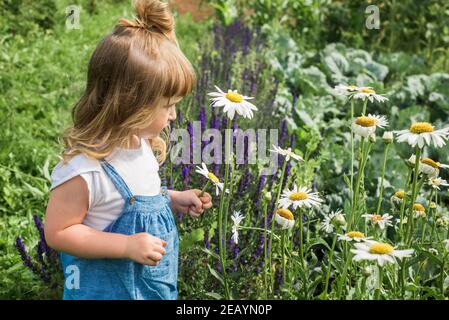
[428, 177, 449, 190]
[352, 87, 389, 103]
[269, 145, 303, 162]
[279, 184, 324, 211]
[351, 114, 388, 138]
[413, 203, 426, 219]
[333, 84, 362, 96]
[208, 85, 258, 120]
[274, 208, 295, 230]
[195, 162, 228, 196]
[395, 122, 449, 148]
[362, 213, 393, 230]
[337, 231, 370, 242]
[320, 210, 346, 234]
[351, 241, 414, 266]
[231, 211, 244, 244]
[420, 158, 449, 178]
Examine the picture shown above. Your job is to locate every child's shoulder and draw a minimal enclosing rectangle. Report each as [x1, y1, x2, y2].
[50, 153, 102, 191]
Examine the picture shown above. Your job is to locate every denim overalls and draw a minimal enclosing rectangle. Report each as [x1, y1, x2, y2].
[59, 160, 179, 300]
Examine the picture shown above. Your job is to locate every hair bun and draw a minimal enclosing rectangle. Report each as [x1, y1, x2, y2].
[131, 0, 174, 34]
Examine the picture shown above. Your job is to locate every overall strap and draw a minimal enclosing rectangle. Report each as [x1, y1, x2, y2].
[100, 160, 134, 200]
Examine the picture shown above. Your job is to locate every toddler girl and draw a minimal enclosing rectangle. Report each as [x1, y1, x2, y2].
[44, 0, 212, 300]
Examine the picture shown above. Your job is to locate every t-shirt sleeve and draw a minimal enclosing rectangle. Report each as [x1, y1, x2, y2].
[50, 155, 102, 210]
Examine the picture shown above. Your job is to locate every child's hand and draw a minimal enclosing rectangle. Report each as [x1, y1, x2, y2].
[171, 189, 213, 218]
[125, 233, 167, 266]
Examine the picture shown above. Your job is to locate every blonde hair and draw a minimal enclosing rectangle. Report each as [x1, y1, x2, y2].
[62, 0, 196, 164]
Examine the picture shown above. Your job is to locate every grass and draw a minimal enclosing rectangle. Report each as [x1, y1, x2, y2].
[0, 0, 209, 299]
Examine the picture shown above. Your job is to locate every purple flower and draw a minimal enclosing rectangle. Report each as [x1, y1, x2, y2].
[232, 246, 239, 273]
[254, 170, 266, 209]
[204, 229, 210, 249]
[283, 161, 292, 186]
[290, 133, 296, 149]
[279, 119, 287, 148]
[181, 165, 190, 190]
[187, 121, 194, 164]
[15, 237, 48, 283]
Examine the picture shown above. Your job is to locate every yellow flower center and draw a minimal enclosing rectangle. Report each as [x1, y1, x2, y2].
[371, 214, 383, 223]
[394, 191, 405, 199]
[369, 243, 394, 255]
[207, 172, 220, 184]
[413, 203, 425, 212]
[346, 231, 365, 239]
[225, 91, 243, 103]
[348, 85, 358, 91]
[288, 192, 308, 201]
[355, 116, 376, 127]
[276, 208, 294, 221]
[360, 88, 376, 94]
[409, 122, 434, 134]
[421, 158, 440, 168]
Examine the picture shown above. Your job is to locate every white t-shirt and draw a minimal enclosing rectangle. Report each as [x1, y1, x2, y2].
[50, 137, 161, 231]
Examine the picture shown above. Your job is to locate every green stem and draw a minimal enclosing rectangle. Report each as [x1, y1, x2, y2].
[217, 119, 232, 299]
[362, 99, 368, 115]
[375, 266, 384, 300]
[199, 180, 211, 197]
[281, 230, 286, 288]
[268, 159, 288, 294]
[421, 189, 434, 243]
[376, 144, 390, 214]
[298, 210, 308, 298]
[263, 200, 269, 299]
[223, 159, 236, 259]
[430, 192, 438, 243]
[399, 169, 412, 242]
[336, 243, 351, 299]
[405, 147, 422, 246]
[350, 137, 365, 229]
[323, 233, 338, 298]
[441, 254, 447, 297]
[350, 99, 355, 205]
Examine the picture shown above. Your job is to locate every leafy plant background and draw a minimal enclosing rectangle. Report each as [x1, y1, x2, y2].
[1, 0, 448, 299]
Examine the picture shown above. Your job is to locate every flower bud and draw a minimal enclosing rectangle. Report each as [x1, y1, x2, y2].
[334, 213, 347, 227]
[362, 266, 374, 276]
[369, 133, 376, 143]
[382, 131, 393, 144]
[265, 191, 272, 201]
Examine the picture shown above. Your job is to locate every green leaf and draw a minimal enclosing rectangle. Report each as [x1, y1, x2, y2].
[201, 247, 220, 261]
[306, 238, 332, 252]
[207, 264, 224, 286]
[179, 227, 204, 251]
[417, 248, 442, 265]
[205, 291, 223, 300]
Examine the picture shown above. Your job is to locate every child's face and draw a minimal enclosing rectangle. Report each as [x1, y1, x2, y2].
[139, 97, 181, 139]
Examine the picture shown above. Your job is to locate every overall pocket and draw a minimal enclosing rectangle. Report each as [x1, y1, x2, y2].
[142, 227, 178, 280]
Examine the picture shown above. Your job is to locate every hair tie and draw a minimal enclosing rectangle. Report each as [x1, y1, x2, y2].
[134, 16, 153, 31]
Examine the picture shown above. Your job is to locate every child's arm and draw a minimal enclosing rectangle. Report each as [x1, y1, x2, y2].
[44, 176, 166, 265]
